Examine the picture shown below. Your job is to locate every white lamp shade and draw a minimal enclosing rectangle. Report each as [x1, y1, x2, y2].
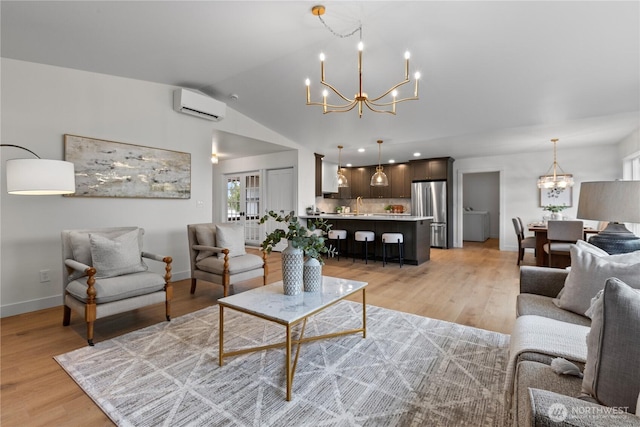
[6, 158, 76, 195]
[577, 181, 640, 224]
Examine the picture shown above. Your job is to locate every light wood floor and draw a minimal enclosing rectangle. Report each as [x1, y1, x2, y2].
[1, 239, 531, 426]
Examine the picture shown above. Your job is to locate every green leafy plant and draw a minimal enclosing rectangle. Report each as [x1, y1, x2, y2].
[259, 210, 336, 263]
[542, 205, 568, 213]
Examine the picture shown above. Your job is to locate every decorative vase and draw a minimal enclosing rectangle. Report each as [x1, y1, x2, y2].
[281, 240, 303, 295]
[303, 257, 322, 292]
[550, 212, 562, 220]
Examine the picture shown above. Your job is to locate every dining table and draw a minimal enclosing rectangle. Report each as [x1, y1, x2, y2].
[527, 223, 599, 267]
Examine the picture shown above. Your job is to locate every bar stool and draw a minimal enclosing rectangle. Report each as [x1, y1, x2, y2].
[353, 231, 375, 264]
[382, 232, 404, 267]
[327, 229, 348, 261]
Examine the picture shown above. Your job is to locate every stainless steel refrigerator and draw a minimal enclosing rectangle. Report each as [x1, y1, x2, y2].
[411, 181, 448, 248]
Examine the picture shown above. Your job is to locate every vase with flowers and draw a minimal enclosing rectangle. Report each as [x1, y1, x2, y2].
[543, 204, 568, 220]
[259, 210, 335, 295]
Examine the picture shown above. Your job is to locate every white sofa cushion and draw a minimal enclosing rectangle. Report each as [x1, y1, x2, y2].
[66, 271, 165, 304]
[196, 253, 263, 275]
[553, 246, 640, 315]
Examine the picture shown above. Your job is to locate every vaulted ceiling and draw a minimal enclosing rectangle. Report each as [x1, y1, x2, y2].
[2, 1, 638, 165]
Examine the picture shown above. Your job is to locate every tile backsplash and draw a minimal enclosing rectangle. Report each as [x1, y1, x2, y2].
[313, 197, 411, 215]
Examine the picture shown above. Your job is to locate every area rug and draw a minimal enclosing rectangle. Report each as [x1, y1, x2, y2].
[55, 301, 510, 426]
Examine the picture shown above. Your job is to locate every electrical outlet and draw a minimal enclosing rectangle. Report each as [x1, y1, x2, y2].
[39, 269, 51, 283]
[196, 200, 204, 208]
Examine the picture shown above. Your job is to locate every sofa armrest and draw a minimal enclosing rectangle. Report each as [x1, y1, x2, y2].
[520, 266, 569, 298]
[529, 388, 639, 426]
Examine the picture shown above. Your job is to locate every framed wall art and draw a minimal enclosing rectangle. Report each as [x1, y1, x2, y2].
[64, 134, 191, 198]
[539, 176, 572, 207]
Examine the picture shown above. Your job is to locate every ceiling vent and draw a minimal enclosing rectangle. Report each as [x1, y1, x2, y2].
[173, 89, 226, 121]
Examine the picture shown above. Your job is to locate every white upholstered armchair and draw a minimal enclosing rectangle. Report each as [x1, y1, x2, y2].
[187, 223, 267, 297]
[61, 227, 172, 345]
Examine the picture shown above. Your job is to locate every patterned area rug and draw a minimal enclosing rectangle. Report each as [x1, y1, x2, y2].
[55, 301, 510, 426]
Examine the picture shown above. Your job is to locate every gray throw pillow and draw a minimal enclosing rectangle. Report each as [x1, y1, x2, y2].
[194, 225, 216, 261]
[215, 223, 246, 258]
[553, 246, 640, 315]
[581, 278, 640, 414]
[89, 229, 148, 278]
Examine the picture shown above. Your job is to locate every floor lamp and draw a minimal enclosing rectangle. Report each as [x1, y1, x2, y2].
[1, 144, 75, 195]
[577, 181, 640, 254]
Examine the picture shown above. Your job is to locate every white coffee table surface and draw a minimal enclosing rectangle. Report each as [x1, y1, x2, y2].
[218, 276, 367, 324]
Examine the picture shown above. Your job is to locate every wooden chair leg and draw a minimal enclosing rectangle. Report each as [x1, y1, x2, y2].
[165, 282, 172, 321]
[87, 321, 94, 346]
[63, 305, 71, 326]
[190, 278, 197, 294]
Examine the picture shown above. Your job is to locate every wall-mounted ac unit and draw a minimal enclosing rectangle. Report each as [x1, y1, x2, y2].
[173, 88, 226, 121]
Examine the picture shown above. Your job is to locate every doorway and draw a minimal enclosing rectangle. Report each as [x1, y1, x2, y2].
[225, 172, 261, 245]
[460, 171, 501, 247]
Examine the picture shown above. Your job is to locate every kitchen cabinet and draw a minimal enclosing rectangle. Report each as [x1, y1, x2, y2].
[314, 153, 323, 197]
[410, 158, 452, 181]
[349, 166, 370, 199]
[390, 163, 411, 198]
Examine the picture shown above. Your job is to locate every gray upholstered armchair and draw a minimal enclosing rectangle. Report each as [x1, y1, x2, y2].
[187, 223, 267, 297]
[61, 227, 172, 345]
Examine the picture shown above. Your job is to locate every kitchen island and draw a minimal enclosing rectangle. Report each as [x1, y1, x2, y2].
[302, 214, 432, 265]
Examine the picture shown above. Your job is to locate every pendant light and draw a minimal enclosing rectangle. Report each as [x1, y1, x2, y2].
[370, 140, 389, 186]
[537, 138, 574, 189]
[336, 145, 348, 187]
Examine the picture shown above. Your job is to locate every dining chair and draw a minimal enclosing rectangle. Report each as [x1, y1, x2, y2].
[543, 220, 584, 268]
[512, 218, 536, 265]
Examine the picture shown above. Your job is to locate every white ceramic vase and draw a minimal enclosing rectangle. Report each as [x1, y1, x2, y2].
[303, 257, 322, 292]
[281, 240, 303, 295]
[550, 212, 562, 220]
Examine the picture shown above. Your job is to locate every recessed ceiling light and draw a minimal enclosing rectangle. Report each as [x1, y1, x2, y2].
[413, 152, 421, 157]
[358, 148, 365, 152]
[389, 159, 395, 163]
[346, 163, 352, 167]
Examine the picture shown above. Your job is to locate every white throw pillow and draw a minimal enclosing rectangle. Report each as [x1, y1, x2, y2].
[215, 223, 246, 258]
[575, 240, 609, 257]
[89, 229, 148, 278]
[553, 246, 640, 316]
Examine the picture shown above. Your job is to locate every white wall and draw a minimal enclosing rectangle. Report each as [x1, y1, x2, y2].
[453, 145, 622, 251]
[619, 129, 640, 159]
[0, 59, 300, 317]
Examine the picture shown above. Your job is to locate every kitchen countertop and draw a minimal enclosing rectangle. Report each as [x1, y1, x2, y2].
[301, 214, 433, 222]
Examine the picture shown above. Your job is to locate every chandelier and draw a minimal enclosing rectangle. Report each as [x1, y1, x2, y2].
[537, 138, 574, 189]
[370, 140, 389, 186]
[304, 5, 420, 118]
[336, 145, 348, 187]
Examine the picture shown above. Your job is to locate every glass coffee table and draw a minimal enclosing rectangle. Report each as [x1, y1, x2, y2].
[217, 276, 368, 401]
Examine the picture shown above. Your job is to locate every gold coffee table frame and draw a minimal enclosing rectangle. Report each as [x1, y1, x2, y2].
[218, 278, 367, 401]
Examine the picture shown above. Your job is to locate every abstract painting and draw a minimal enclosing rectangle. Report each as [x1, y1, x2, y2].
[64, 134, 190, 198]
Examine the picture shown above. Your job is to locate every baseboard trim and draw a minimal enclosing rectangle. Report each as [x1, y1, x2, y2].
[1, 295, 61, 318]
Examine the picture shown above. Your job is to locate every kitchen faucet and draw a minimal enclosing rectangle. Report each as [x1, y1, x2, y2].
[356, 196, 363, 214]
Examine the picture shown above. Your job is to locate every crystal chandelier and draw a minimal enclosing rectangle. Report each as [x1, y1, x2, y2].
[304, 5, 420, 118]
[537, 138, 574, 189]
[370, 140, 389, 187]
[336, 145, 348, 187]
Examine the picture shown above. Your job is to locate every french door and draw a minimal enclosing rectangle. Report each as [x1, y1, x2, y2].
[225, 172, 261, 245]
